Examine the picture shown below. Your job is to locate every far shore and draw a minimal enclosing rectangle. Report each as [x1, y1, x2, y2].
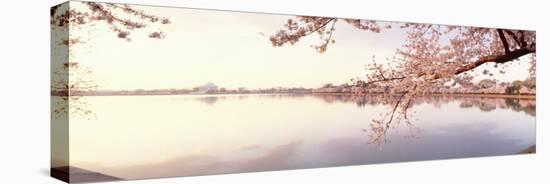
[53, 91, 536, 99]
[310, 92, 535, 99]
[426, 93, 535, 99]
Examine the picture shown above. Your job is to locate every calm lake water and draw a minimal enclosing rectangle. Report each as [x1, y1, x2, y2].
[64, 94, 535, 179]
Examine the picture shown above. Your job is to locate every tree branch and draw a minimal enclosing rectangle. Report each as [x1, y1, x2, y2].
[325, 20, 337, 43]
[504, 30, 521, 48]
[518, 30, 528, 48]
[364, 47, 534, 95]
[303, 18, 336, 37]
[455, 48, 535, 75]
[366, 76, 406, 84]
[497, 29, 511, 54]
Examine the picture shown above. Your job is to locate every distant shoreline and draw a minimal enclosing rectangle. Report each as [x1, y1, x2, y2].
[311, 92, 535, 99]
[53, 91, 535, 99]
[54, 91, 311, 97]
[426, 93, 535, 99]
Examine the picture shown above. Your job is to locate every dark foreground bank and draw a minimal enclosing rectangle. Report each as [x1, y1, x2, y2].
[51, 166, 121, 183]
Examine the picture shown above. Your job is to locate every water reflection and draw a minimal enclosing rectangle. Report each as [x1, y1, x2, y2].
[194, 96, 220, 105]
[190, 94, 535, 117]
[102, 141, 302, 179]
[193, 94, 308, 105]
[69, 94, 535, 180]
[505, 98, 536, 116]
[309, 94, 535, 117]
[189, 94, 535, 147]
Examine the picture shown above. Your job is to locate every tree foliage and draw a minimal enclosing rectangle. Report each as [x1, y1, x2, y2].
[51, 2, 170, 41]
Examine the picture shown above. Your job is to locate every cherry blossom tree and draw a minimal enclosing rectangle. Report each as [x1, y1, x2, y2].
[50, 2, 170, 119]
[269, 16, 536, 145]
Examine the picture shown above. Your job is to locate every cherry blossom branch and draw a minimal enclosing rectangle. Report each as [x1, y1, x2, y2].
[51, 2, 170, 41]
[504, 30, 521, 48]
[519, 31, 528, 48]
[324, 20, 337, 45]
[304, 18, 336, 37]
[497, 29, 511, 54]
[365, 76, 406, 84]
[455, 47, 535, 75]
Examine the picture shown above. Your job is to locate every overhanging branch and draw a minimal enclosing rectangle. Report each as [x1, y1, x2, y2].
[455, 48, 535, 75]
[497, 29, 511, 54]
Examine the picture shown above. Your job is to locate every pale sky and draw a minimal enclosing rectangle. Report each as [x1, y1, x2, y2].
[69, 2, 532, 90]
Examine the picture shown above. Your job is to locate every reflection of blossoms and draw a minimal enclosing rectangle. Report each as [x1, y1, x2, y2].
[52, 96, 95, 119]
[310, 94, 535, 146]
[311, 94, 535, 116]
[51, 62, 97, 120]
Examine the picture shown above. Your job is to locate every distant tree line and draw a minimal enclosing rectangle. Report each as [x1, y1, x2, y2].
[313, 77, 535, 95]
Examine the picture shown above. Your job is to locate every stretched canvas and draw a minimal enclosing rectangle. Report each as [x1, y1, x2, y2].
[51, 1, 536, 183]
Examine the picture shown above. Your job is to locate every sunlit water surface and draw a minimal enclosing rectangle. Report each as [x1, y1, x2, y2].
[63, 94, 535, 179]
